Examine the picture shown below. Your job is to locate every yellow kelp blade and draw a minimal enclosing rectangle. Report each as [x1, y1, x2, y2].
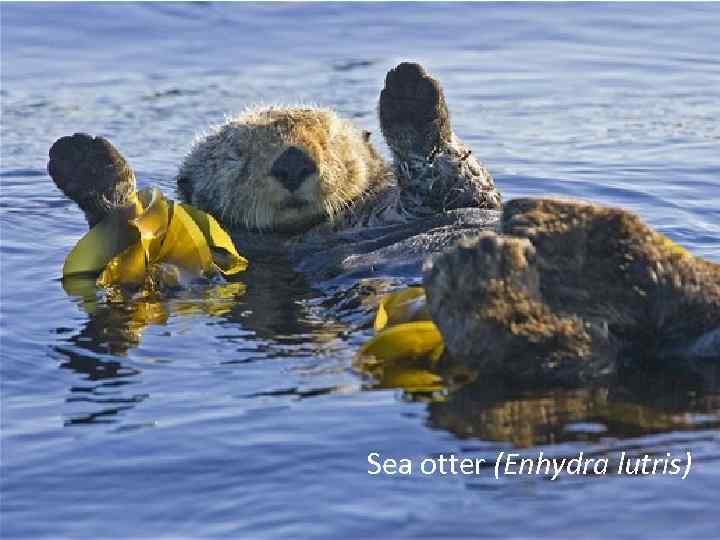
[63, 186, 247, 290]
[180, 202, 248, 275]
[357, 320, 445, 364]
[152, 201, 214, 279]
[63, 207, 139, 276]
[97, 240, 148, 287]
[131, 187, 169, 258]
[374, 287, 431, 332]
[209, 247, 248, 275]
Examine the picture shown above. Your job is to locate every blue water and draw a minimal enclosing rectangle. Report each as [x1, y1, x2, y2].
[2, 3, 719, 538]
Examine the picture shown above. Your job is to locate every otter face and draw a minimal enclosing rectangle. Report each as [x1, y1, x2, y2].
[179, 107, 384, 233]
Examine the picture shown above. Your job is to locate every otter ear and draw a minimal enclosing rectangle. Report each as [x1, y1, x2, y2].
[363, 130, 372, 142]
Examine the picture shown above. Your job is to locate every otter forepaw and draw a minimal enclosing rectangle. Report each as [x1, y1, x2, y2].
[49, 133, 137, 227]
[379, 62, 451, 162]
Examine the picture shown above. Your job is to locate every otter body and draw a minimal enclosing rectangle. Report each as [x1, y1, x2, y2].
[425, 198, 720, 384]
[48, 62, 719, 385]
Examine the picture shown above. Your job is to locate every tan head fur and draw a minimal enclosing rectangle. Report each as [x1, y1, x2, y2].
[178, 106, 387, 233]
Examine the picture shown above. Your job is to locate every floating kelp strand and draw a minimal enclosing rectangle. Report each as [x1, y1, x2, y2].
[63, 187, 248, 291]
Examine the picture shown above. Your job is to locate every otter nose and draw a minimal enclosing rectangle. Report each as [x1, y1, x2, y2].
[270, 146, 317, 192]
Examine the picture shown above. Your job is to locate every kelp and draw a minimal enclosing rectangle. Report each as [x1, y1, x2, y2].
[373, 286, 432, 332]
[63, 187, 247, 290]
[362, 320, 444, 363]
[355, 287, 448, 393]
[61, 187, 249, 349]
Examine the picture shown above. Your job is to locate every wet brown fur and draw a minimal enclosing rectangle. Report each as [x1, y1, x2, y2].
[425, 198, 720, 383]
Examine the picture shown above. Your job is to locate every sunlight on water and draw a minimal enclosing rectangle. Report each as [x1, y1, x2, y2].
[2, 3, 719, 538]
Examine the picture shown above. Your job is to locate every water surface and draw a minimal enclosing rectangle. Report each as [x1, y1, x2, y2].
[2, 3, 720, 538]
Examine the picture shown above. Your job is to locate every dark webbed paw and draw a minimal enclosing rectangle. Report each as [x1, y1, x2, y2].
[379, 62, 451, 162]
[48, 133, 136, 227]
[379, 63, 501, 213]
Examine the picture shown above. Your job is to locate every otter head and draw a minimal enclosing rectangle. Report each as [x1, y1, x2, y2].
[179, 107, 383, 233]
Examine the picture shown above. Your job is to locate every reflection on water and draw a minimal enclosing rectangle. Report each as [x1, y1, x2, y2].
[357, 316, 720, 447]
[57, 254, 720, 450]
[62, 277, 248, 355]
[56, 278, 247, 425]
[53, 257, 353, 426]
[425, 371, 720, 448]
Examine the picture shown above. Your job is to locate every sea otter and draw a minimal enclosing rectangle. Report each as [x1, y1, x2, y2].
[48, 62, 720, 383]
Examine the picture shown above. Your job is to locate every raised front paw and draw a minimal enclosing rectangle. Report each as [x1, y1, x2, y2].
[49, 133, 136, 226]
[379, 62, 451, 161]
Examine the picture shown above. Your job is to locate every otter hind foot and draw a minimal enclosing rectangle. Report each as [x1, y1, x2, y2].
[48, 133, 137, 227]
[424, 231, 617, 385]
[379, 62, 451, 162]
[424, 232, 542, 362]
